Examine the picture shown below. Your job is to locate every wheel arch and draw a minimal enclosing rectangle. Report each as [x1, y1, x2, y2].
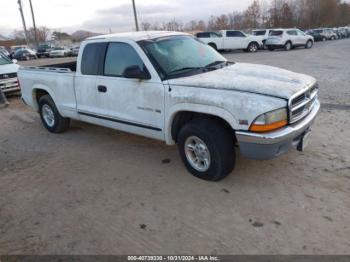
[31, 86, 57, 112]
[208, 42, 217, 50]
[165, 104, 238, 145]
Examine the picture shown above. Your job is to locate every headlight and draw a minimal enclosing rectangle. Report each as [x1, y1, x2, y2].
[250, 108, 288, 133]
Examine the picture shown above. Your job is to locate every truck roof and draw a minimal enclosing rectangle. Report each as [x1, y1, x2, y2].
[87, 31, 188, 42]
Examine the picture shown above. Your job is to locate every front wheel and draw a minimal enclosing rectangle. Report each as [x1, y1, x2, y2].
[39, 95, 70, 133]
[177, 118, 235, 181]
[247, 42, 259, 53]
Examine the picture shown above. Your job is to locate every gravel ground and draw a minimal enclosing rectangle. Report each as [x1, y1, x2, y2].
[0, 39, 349, 255]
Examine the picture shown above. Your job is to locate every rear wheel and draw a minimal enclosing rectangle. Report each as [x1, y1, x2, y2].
[322, 37, 327, 41]
[284, 41, 292, 51]
[39, 95, 70, 133]
[177, 118, 235, 181]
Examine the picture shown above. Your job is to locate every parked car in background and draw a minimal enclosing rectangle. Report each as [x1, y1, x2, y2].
[13, 48, 37, 61]
[307, 29, 327, 41]
[0, 46, 10, 57]
[19, 31, 320, 181]
[338, 27, 348, 38]
[266, 29, 314, 51]
[71, 46, 80, 56]
[252, 29, 272, 49]
[196, 30, 263, 52]
[37, 43, 55, 58]
[325, 28, 338, 40]
[49, 47, 69, 58]
[0, 52, 20, 93]
[333, 28, 342, 39]
[339, 27, 350, 38]
[11, 45, 28, 52]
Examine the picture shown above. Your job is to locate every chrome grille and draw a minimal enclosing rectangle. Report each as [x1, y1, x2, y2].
[0, 72, 17, 80]
[0, 77, 20, 92]
[289, 83, 318, 124]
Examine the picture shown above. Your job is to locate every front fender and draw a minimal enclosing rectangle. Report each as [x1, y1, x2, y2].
[165, 103, 238, 145]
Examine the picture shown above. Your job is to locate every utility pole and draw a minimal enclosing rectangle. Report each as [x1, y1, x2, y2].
[29, 0, 39, 49]
[18, 0, 29, 45]
[131, 0, 139, 31]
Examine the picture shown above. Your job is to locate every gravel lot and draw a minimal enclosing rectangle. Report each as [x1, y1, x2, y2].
[0, 39, 349, 255]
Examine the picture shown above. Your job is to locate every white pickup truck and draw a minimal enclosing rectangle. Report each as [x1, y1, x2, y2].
[196, 30, 263, 52]
[19, 31, 320, 181]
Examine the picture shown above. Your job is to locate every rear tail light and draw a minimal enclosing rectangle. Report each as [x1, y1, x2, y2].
[17, 77, 21, 90]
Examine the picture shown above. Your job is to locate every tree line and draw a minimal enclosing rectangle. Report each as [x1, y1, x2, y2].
[141, 0, 350, 31]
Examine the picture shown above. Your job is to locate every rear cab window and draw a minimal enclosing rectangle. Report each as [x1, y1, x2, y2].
[196, 32, 210, 38]
[81, 42, 107, 75]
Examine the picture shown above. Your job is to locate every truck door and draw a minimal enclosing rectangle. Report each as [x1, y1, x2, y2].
[75, 42, 105, 118]
[92, 42, 165, 140]
[224, 31, 249, 50]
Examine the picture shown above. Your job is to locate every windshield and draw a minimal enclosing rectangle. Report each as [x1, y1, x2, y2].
[0, 53, 12, 65]
[314, 30, 322, 33]
[139, 35, 227, 79]
[253, 30, 266, 36]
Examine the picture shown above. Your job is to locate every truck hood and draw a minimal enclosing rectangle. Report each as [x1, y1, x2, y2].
[0, 64, 19, 75]
[168, 63, 316, 100]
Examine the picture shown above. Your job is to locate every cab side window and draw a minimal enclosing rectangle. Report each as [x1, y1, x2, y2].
[81, 43, 107, 75]
[104, 43, 144, 77]
[287, 30, 297, 36]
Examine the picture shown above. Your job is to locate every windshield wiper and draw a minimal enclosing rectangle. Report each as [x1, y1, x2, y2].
[204, 60, 227, 68]
[168, 67, 203, 75]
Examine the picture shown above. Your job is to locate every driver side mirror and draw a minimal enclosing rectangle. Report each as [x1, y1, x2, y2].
[123, 65, 151, 80]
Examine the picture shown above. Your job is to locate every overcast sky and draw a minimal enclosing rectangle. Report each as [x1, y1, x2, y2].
[0, 0, 253, 36]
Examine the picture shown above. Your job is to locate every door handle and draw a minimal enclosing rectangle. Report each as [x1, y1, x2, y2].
[97, 85, 107, 93]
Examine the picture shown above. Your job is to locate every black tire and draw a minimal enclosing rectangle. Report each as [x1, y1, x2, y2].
[247, 42, 259, 53]
[305, 40, 313, 49]
[262, 40, 267, 50]
[177, 118, 235, 181]
[284, 41, 292, 51]
[38, 94, 70, 133]
[208, 43, 217, 50]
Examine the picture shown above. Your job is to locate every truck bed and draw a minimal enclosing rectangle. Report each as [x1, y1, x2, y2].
[19, 64, 77, 119]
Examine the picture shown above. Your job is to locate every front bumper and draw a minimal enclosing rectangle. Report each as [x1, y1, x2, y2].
[236, 100, 320, 160]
